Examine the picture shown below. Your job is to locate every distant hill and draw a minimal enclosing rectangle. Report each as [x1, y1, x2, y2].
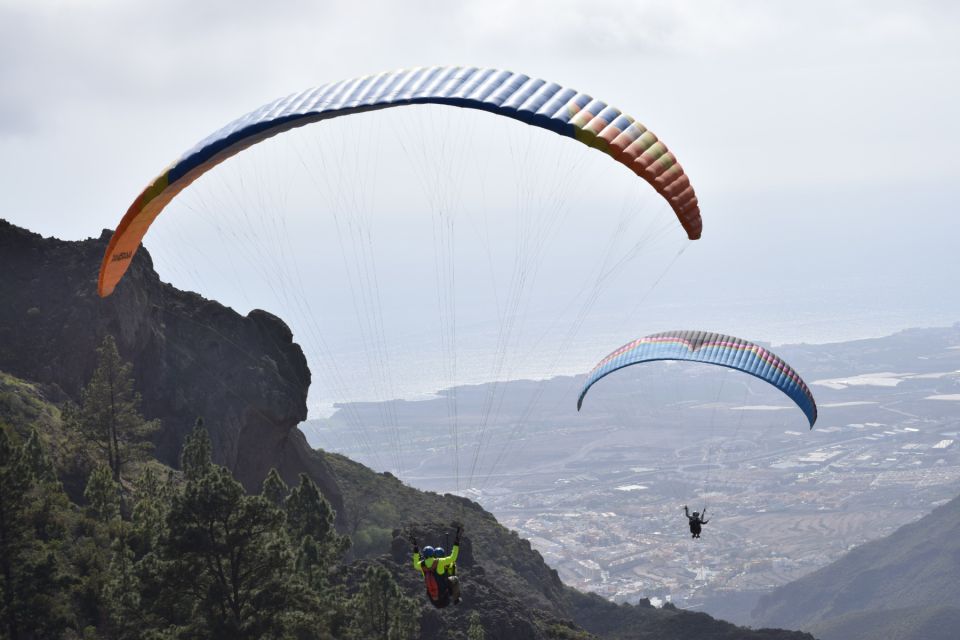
[752, 492, 960, 635]
[807, 605, 960, 640]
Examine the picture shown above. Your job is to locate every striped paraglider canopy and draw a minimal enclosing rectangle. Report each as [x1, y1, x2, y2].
[577, 330, 817, 427]
[98, 66, 701, 297]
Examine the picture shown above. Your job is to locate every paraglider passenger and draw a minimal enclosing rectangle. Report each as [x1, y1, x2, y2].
[412, 526, 463, 608]
[684, 505, 709, 539]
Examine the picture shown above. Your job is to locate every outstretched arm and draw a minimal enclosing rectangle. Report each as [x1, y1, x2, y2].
[438, 527, 463, 571]
[701, 518, 709, 525]
[438, 544, 460, 571]
[684, 505, 690, 518]
[411, 537, 423, 573]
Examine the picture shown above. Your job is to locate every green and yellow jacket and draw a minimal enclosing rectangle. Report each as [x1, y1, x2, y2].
[413, 545, 459, 576]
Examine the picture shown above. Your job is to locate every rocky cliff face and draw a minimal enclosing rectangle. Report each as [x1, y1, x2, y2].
[0, 219, 341, 513]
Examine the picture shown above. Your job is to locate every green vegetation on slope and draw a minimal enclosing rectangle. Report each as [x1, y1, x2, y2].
[0, 358, 418, 639]
[0, 370, 66, 461]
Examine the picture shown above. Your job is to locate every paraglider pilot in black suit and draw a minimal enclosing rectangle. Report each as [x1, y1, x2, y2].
[684, 505, 709, 539]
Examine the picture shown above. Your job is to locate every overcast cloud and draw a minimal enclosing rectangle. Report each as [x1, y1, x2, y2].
[2, 0, 957, 233]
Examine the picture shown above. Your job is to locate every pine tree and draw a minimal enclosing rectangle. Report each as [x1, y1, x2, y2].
[20, 427, 56, 484]
[0, 427, 33, 640]
[128, 466, 169, 557]
[388, 593, 420, 640]
[277, 473, 351, 634]
[179, 417, 211, 481]
[350, 564, 419, 640]
[285, 474, 350, 593]
[67, 335, 159, 484]
[261, 468, 288, 507]
[19, 427, 70, 543]
[285, 473, 350, 559]
[100, 537, 142, 640]
[0, 428, 71, 639]
[153, 439, 317, 639]
[71, 463, 132, 637]
[84, 464, 120, 523]
[467, 611, 486, 640]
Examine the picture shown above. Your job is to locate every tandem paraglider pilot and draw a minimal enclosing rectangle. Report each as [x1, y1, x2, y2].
[412, 526, 463, 608]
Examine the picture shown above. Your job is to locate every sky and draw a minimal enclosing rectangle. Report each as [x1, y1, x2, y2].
[3, 0, 959, 409]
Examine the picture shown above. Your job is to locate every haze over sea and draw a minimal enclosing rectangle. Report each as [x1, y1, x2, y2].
[304, 284, 958, 416]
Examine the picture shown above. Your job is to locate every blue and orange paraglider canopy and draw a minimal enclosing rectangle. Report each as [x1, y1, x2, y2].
[578, 330, 818, 427]
[98, 66, 701, 297]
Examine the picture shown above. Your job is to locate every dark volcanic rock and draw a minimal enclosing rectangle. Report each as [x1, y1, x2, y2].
[0, 219, 341, 513]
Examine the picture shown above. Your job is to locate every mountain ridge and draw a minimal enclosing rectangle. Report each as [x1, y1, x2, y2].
[752, 491, 960, 637]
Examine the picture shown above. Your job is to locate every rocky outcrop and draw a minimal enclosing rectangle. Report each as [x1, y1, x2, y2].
[0, 219, 341, 512]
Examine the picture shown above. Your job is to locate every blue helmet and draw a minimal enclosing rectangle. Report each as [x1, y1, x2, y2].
[435, 547, 445, 558]
[422, 546, 435, 558]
